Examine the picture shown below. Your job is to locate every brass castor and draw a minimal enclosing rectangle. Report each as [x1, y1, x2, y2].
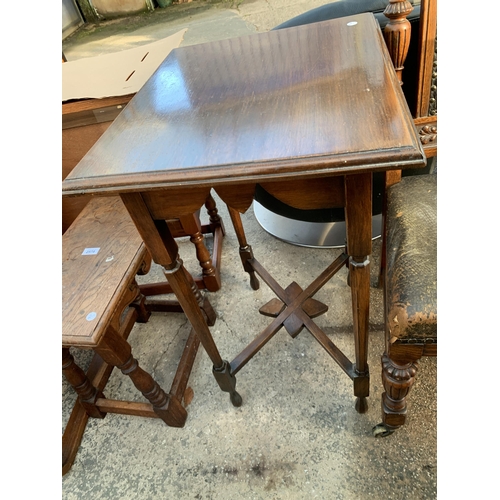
[372, 423, 395, 437]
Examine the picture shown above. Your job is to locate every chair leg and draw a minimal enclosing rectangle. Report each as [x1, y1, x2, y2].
[377, 208, 387, 289]
[373, 352, 418, 436]
[378, 170, 402, 289]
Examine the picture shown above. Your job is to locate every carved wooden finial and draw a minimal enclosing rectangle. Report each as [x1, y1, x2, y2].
[383, 0, 413, 84]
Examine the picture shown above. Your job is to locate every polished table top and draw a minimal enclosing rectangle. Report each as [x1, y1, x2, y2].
[62, 13, 425, 197]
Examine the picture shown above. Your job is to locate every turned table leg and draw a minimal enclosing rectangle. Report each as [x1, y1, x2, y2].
[204, 192, 225, 236]
[227, 205, 260, 290]
[345, 173, 372, 413]
[120, 192, 242, 407]
[95, 325, 187, 427]
[179, 212, 221, 292]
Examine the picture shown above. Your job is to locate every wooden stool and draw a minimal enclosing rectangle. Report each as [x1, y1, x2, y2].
[62, 196, 216, 474]
[373, 174, 437, 436]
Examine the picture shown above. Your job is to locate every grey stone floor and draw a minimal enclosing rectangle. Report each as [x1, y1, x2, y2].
[61, 2, 438, 498]
[62, 199, 437, 500]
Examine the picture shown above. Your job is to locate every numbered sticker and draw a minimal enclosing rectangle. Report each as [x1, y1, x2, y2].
[82, 248, 100, 255]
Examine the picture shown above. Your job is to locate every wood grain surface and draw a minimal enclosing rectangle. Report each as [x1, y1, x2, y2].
[62, 197, 146, 347]
[63, 13, 424, 197]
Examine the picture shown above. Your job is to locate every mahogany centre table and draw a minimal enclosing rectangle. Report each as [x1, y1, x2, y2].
[63, 13, 425, 413]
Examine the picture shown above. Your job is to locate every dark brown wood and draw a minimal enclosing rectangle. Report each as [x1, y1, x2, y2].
[215, 183, 256, 213]
[169, 328, 202, 400]
[179, 213, 220, 291]
[379, 0, 437, 287]
[380, 352, 419, 430]
[260, 281, 329, 338]
[389, 341, 437, 361]
[259, 177, 345, 210]
[62, 15, 424, 198]
[415, 0, 437, 120]
[227, 206, 260, 291]
[344, 173, 372, 413]
[62, 122, 111, 233]
[382, 0, 437, 155]
[230, 253, 349, 375]
[93, 399, 159, 417]
[380, 0, 413, 239]
[62, 401, 90, 476]
[205, 192, 225, 235]
[62, 98, 225, 292]
[142, 187, 212, 219]
[62, 351, 115, 475]
[383, 0, 414, 83]
[62, 15, 425, 415]
[119, 192, 229, 372]
[62, 95, 133, 234]
[301, 313, 357, 379]
[415, 117, 437, 158]
[138, 200, 224, 294]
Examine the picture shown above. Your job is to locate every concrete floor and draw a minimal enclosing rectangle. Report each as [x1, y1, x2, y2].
[62, 2, 437, 498]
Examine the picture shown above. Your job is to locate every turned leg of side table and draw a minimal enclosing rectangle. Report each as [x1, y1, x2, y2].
[344, 173, 372, 413]
[178, 212, 221, 293]
[227, 206, 260, 290]
[204, 192, 225, 235]
[120, 193, 242, 407]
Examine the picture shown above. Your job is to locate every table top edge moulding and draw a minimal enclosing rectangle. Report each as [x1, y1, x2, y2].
[62, 13, 425, 199]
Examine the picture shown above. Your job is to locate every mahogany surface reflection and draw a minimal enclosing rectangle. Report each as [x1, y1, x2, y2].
[63, 14, 423, 195]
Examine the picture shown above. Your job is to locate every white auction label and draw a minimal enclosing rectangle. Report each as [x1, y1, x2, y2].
[82, 248, 100, 255]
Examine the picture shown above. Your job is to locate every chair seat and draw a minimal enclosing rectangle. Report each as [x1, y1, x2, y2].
[385, 175, 437, 343]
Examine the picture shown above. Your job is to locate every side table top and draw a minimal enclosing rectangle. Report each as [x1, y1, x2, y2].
[63, 13, 424, 197]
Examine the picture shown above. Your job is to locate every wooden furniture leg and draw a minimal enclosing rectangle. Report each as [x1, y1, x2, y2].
[63, 348, 106, 419]
[178, 213, 221, 291]
[62, 196, 204, 475]
[380, 353, 419, 432]
[138, 193, 225, 295]
[120, 192, 242, 407]
[373, 174, 437, 436]
[95, 325, 187, 426]
[344, 173, 372, 413]
[227, 205, 260, 290]
[216, 176, 373, 413]
[63, 326, 201, 475]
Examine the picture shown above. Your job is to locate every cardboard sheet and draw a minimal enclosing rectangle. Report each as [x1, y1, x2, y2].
[62, 29, 187, 101]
